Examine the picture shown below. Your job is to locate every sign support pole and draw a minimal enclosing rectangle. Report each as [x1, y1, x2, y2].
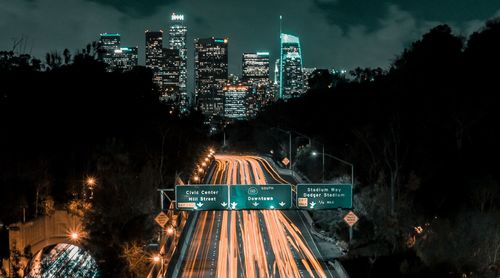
[349, 226, 353, 244]
[160, 191, 164, 211]
[158, 189, 174, 211]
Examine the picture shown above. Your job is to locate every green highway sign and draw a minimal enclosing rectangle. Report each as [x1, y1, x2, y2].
[229, 184, 292, 210]
[175, 185, 229, 210]
[296, 184, 352, 209]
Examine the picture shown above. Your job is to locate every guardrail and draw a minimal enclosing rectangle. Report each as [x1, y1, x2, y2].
[328, 261, 350, 278]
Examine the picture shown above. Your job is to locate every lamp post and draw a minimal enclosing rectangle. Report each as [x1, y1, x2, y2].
[312, 144, 354, 187]
[85, 176, 97, 200]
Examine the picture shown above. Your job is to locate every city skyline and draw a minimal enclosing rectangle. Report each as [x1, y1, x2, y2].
[3, 0, 499, 76]
[3, 2, 500, 276]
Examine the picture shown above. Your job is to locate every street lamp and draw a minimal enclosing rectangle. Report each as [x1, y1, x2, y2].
[192, 176, 199, 183]
[70, 232, 79, 241]
[166, 225, 175, 236]
[67, 228, 84, 242]
[312, 144, 354, 186]
[85, 176, 97, 200]
[86, 177, 96, 187]
[152, 254, 161, 263]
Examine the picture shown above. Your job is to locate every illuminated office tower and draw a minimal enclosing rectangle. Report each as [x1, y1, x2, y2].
[145, 30, 164, 92]
[228, 74, 240, 85]
[302, 67, 317, 91]
[279, 33, 304, 100]
[242, 52, 273, 114]
[223, 84, 249, 121]
[111, 47, 138, 72]
[161, 48, 181, 101]
[274, 59, 280, 85]
[242, 52, 270, 83]
[99, 33, 120, 72]
[194, 37, 228, 127]
[168, 13, 188, 112]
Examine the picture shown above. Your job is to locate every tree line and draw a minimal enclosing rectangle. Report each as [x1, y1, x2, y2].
[0, 47, 209, 276]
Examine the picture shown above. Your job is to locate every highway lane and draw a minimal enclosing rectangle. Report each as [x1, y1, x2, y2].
[177, 155, 333, 278]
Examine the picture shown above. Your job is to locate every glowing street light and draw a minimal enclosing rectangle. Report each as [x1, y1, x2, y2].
[202, 162, 207, 167]
[85, 176, 97, 200]
[166, 225, 174, 236]
[70, 232, 79, 240]
[152, 255, 161, 263]
[86, 176, 96, 188]
[68, 228, 84, 242]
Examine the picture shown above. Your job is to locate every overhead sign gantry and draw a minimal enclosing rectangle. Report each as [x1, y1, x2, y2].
[174, 183, 352, 210]
[296, 184, 352, 209]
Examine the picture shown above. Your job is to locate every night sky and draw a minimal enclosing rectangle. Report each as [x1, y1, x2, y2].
[2, 0, 499, 80]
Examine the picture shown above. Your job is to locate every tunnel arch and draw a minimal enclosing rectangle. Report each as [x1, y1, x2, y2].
[25, 243, 98, 277]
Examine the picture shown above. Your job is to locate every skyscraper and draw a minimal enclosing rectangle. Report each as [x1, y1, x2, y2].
[242, 52, 273, 116]
[242, 52, 270, 83]
[223, 84, 248, 121]
[145, 30, 164, 93]
[99, 33, 120, 72]
[111, 47, 138, 71]
[168, 13, 188, 112]
[194, 37, 229, 127]
[274, 59, 280, 85]
[302, 67, 317, 91]
[279, 33, 304, 100]
[162, 48, 181, 101]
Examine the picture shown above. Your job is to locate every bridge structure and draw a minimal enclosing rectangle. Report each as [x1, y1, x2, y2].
[6, 210, 83, 275]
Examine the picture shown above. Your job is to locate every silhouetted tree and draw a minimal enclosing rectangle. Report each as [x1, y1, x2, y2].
[63, 48, 71, 64]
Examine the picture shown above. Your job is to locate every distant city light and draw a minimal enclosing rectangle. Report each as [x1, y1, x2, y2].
[171, 13, 184, 21]
[100, 33, 120, 37]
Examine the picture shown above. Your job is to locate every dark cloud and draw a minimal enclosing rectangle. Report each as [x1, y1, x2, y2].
[2, 0, 499, 94]
[314, 0, 500, 30]
[193, 16, 207, 26]
[83, 0, 177, 17]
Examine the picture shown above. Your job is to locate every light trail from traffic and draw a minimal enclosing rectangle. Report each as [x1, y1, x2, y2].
[179, 155, 331, 278]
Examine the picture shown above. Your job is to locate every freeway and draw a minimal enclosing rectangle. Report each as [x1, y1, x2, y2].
[171, 155, 334, 278]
